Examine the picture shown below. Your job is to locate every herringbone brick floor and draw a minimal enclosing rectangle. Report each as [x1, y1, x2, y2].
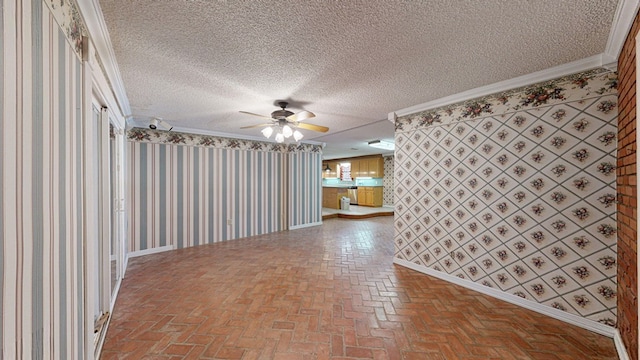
[101, 218, 617, 359]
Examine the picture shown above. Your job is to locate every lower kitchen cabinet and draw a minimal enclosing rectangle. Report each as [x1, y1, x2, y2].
[322, 187, 348, 209]
[357, 187, 366, 205]
[357, 186, 382, 207]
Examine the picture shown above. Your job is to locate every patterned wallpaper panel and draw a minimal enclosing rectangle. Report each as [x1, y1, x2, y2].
[127, 131, 323, 252]
[289, 152, 323, 227]
[43, 0, 85, 55]
[127, 142, 288, 252]
[2, 1, 87, 358]
[127, 128, 324, 154]
[394, 71, 618, 327]
[383, 155, 394, 205]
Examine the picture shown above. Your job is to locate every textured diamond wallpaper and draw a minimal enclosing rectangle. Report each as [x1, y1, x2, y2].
[394, 70, 618, 327]
[383, 155, 395, 205]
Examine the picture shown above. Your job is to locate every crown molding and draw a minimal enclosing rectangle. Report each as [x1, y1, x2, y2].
[390, 54, 612, 119]
[127, 121, 325, 147]
[76, 0, 131, 117]
[390, 0, 640, 120]
[604, 0, 640, 61]
[78, 0, 637, 132]
[168, 126, 326, 147]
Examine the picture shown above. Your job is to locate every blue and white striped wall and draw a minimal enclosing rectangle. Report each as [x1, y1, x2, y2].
[1, 0, 86, 358]
[289, 151, 323, 229]
[127, 138, 322, 253]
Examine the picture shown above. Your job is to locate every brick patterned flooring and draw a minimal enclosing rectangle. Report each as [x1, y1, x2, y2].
[101, 218, 617, 359]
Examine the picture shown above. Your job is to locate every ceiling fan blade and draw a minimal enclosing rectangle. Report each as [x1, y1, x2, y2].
[239, 111, 272, 119]
[240, 123, 273, 129]
[296, 122, 329, 133]
[286, 110, 315, 122]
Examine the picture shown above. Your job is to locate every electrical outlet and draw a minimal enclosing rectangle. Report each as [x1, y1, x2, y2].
[227, 219, 232, 225]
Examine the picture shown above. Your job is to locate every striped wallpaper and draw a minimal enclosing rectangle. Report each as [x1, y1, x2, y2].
[2, 0, 86, 358]
[289, 151, 322, 228]
[127, 138, 322, 253]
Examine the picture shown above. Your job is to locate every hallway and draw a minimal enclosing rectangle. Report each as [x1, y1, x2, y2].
[101, 218, 616, 359]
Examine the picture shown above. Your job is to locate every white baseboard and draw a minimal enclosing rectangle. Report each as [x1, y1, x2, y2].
[94, 311, 112, 360]
[289, 221, 322, 230]
[122, 254, 129, 279]
[97, 279, 122, 359]
[614, 329, 630, 360]
[127, 245, 175, 258]
[110, 277, 122, 311]
[394, 258, 616, 338]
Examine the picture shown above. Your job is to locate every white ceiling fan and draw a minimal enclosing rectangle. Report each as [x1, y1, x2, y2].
[240, 101, 329, 142]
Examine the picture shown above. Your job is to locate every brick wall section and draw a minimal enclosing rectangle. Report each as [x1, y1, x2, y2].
[618, 11, 639, 360]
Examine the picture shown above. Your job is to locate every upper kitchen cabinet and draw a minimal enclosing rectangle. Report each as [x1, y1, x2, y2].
[357, 159, 367, 178]
[323, 156, 384, 179]
[367, 157, 384, 177]
[354, 156, 383, 178]
[322, 161, 340, 178]
[350, 160, 360, 178]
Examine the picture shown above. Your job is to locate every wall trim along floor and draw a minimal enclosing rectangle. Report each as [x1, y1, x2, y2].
[128, 245, 176, 258]
[289, 221, 323, 230]
[615, 329, 631, 360]
[394, 258, 616, 338]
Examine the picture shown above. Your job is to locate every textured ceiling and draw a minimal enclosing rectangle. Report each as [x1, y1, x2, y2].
[98, 0, 619, 159]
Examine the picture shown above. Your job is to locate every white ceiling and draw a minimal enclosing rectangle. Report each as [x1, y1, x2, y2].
[96, 0, 623, 159]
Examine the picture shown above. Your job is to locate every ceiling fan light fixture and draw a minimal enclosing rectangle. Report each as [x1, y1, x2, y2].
[282, 125, 293, 138]
[261, 126, 274, 138]
[240, 101, 328, 142]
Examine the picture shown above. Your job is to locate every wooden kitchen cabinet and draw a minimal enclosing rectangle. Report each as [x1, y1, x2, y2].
[325, 156, 384, 179]
[352, 157, 384, 178]
[368, 157, 384, 177]
[322, 188, 335, 208]
[374, 187, 383, 206]
[358, 160, 368, 178]
[367, 158, 376, 176]
[322, 187, 348, 209]
[357, 187, 366, 204]
[364, 189, 374, 206]
[332, 161, 340, 178]
[322, 161, 339, 178]
[328, 161, 336, 178]
[358, 186, 383, 207]
[350, 160, 360, 178]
